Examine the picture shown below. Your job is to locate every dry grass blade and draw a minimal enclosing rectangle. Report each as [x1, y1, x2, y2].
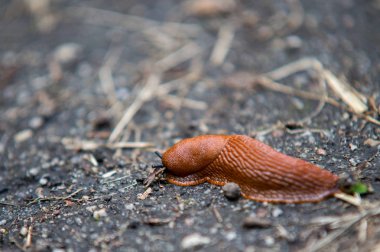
[265, 57, 322, 80]
[306, 208, 380, 252]
[210, 24, 235, 65]
[323, 69, 367, 113]
[99, 47, 124, 116]
[255, 76, 340, 107]
[159, 95, 208, 110]
[68, 6, 201, 36]
[154, 43, 201, 72]
[108, 43, 201, 143]
[263, 57, 379, 126]
[24, 225, 32, 249]
[333, 192, 362, 207]
[62, 138, 154, 151]
[108, 73, 161, 143]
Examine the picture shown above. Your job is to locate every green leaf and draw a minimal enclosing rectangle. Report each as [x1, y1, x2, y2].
[349, 182, 368, 194]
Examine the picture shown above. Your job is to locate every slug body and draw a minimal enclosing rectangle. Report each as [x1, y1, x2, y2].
[162, 135, 339, 203]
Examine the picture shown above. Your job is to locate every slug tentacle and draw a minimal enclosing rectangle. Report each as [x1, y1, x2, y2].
[162, 135, 339, 203]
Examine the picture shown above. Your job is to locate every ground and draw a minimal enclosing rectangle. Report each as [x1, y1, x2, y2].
[1, 0, 380, 251]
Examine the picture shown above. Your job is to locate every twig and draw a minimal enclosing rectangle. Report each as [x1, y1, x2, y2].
[212, 205, 223, 223]
[210, 24, 235, 65]
[108, 43, 201, 143]
[27, 188, 83, 205]
[323, 69, 367, 113]
[158, 95, 208, 110]
[137, 187, 152, 200]
[62, 138, 154, 151]
[358, 219, 367, 243]
[24, 225, 33, 249]
[99, 46, 124, 116]
[262, 57, 380, 126]
[255, 76, 341, 107]
[68, 7, 201, 36]
[306, 208, 380, 252]
[333, 192, 361, 207]
[285, 128, 330, 136]
[144, 167, 166, 187]
[265, 57, 322, 80]
[108, 73, 161, 143]
[154, 43, 201, 72]
[0, 201, 17, 207]
[265, 57, 368, 113]
[102, 175, 130, 184]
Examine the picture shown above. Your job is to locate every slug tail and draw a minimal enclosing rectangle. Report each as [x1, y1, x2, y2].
[239, 184, 339, 203]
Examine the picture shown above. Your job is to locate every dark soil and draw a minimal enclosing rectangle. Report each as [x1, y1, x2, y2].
[1, 0, 380, 251]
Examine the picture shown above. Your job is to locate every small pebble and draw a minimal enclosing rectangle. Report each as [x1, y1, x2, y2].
[93, 208, 107, 220]
[264, 236, 275, 246]
[222, 182, 241, 201]
[225, 231, 237, 241]
[29, 116, 44, 129]
[285, 35, 303, 50]
[14, 129, 33, 143]
[53, 43, 82, 65]
[39, 177, 48, 186]
[316, 148, 327, 156]
[181, 233, 211, 250]
[29, 167, 40, 176]
[349, 143, 358, 151]
[243, 215, 272, 228]
[20, 226, 28, 236]
[272, 207, 283, 217]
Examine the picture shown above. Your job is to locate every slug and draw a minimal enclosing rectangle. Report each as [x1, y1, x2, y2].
[160, 135, 339, 203]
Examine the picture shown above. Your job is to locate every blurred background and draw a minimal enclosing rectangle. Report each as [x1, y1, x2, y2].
[1, 0, 379, 143]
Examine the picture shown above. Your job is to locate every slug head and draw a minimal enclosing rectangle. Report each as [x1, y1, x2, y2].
[162, 135, 229, 177]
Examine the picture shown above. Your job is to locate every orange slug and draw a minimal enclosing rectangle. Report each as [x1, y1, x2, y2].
[160, 135, 339, 203]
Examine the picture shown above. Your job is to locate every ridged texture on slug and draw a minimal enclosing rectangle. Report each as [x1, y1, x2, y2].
[162, 135, 339, 203]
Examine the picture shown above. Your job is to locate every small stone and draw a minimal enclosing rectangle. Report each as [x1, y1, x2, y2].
[39, 177, 48, 186]
[93, 208, 107, 220]
[53, 43, 82, 65]
[0, 219, 6, 225]
[222, 182, 241, 201]
[349, 143, 358, 151]
[20, 226, 28, 236]
[75, 217, 83, 226]
[181, 233, 211, 250]
[349, 158, 358, 166]
[272, 207, 283, 217]
[264, 236, 275, 246]
[316, 148, 327, 156]
[29, 116, 44, 129]
[243, 215, 272, 228]
[14, 129, 33, 143]
[225, 231, 237, 241]
[285, 35, 303, 50]
[125, 203, 135, 211]
[29, 167, 40, 176]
